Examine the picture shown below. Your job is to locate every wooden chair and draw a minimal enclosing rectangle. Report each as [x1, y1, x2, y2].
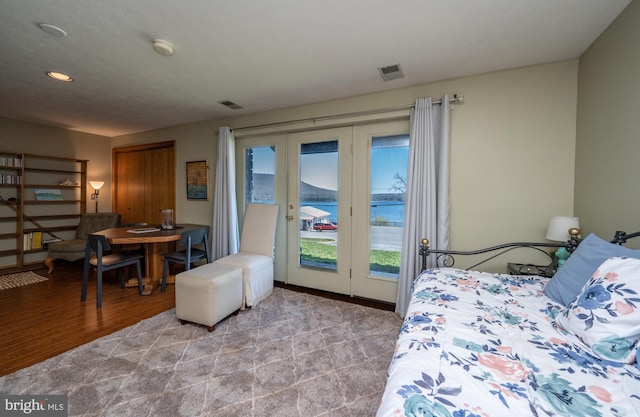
[81, 234, 144, 308]
[115, 222, 148, 277]
[161, 227, 211, 292]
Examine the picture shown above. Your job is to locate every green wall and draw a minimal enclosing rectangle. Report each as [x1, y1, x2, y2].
[575, 0, 640, 242]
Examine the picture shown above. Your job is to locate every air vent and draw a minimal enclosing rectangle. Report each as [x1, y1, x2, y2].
[378, 64, 404, 81]
[219, 100, 244, 110]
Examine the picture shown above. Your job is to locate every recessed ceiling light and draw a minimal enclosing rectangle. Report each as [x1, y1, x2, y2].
[38, 23, 67, 37]
[46, 71, 73, 82]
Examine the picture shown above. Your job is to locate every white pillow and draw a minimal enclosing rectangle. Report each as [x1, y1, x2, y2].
[556, 256, 640, 364]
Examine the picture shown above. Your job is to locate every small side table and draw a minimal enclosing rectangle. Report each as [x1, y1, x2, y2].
[507, 263, 555, 278]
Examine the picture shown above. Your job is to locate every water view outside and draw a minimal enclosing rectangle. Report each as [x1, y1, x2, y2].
[299, 201, 404, 224]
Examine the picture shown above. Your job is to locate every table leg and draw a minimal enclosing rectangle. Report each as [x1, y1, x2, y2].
[123, 241, 175, 295]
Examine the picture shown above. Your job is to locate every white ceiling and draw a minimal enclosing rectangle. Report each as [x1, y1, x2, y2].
[0, 0, 631, 138]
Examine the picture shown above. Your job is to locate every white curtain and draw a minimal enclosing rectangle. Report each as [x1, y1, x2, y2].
[396, 96, 451, 317]
[212, 126, 239, 260]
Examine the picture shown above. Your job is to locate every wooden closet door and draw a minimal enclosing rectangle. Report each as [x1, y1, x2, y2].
[144, 147, 175, 224]
[114, 150, 146, 224]
[113, 142, 175, 225]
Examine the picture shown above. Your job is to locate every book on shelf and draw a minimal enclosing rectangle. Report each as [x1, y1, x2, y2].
[23, 232, 43, 250]
[0, 174, 22, 184]
[23, 233, 31, 250]
[0, 157, 22, 168]
[31, 231, 43, 249]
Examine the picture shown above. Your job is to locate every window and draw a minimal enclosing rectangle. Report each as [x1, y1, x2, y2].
[244, 146, 275, 205]
[369, 134, 409, 278]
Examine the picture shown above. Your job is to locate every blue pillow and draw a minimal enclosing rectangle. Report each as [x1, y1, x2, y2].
[543, 233, 640, 306]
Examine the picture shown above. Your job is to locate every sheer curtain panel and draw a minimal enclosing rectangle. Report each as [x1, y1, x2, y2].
[212, 126, 239, 259]
[396, 96, 451, 317]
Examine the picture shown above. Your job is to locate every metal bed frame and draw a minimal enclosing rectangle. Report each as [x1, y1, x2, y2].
[419, 228, 640, 272]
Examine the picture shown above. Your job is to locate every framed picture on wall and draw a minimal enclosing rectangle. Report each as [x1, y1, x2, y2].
[186, 160, 209, 200]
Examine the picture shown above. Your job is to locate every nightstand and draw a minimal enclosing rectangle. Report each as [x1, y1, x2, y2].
[507, 263, 555, 278]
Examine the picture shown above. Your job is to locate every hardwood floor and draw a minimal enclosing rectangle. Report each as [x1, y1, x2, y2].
[0, 261, 176, 376]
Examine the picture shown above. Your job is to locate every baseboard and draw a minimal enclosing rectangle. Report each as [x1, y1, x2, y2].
[274, 281, 395, 311]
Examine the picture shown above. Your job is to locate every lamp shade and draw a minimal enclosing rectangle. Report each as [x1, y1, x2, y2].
[89, 181, 104, 190]
[546, 216, 580, 242]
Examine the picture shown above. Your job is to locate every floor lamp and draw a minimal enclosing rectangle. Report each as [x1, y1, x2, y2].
[90, 181, 104, 213]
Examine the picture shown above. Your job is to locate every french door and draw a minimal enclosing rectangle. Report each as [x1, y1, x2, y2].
[236, 121, 409, 303]
[286, 127, 352, 294]
[351, 121, 409, 302]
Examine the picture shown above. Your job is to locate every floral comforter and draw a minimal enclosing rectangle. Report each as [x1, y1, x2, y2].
[376, 268, 640, 417]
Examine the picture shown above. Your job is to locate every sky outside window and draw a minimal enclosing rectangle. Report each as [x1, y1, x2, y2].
[249, 137, 409, 195]
[371, 135, 409, 195]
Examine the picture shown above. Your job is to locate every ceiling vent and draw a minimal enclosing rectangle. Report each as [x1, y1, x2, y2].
[219, 100, 244, 110]
[378, 64, 404, 81]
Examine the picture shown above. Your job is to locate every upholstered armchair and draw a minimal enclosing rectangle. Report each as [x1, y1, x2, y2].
[45, 212, 121, 273]
[213, 203, 279, 308]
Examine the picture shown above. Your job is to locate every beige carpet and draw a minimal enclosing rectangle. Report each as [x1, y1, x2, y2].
[0, 287, 402, 416]
[0, 271, 48, 290]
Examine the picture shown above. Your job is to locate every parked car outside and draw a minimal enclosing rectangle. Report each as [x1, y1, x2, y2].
[313, 222, 337, 231]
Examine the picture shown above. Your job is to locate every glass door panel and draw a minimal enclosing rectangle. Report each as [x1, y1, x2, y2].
[244, 145, 275, 205]
[369, 134, 409, 278]
[299, 140, 338, 270]
[287, 127, 352, 295]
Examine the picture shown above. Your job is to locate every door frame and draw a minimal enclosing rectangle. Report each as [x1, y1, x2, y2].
[235, 120, 409, 303]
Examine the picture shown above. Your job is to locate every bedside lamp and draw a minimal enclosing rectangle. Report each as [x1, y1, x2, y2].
[90, 181, 104, 213]
[546, 216, 580, 269]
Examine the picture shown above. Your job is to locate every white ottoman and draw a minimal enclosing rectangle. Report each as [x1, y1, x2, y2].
[175, 263, 243, 332]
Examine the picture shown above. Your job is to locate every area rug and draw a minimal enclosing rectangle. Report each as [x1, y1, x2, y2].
[0, 271, 48, 290]
[0, 287, 402, 417]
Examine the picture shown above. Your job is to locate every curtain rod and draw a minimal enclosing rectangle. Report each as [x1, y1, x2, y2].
[232, 94, 463, 133]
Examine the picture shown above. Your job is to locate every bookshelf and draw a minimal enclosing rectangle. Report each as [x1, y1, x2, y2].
[0, 152, 87, 272]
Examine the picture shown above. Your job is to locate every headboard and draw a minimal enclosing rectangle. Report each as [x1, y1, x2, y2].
[419, 228, 640, 272]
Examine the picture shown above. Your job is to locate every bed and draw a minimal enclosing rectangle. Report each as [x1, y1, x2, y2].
[376, 230, 640, 417]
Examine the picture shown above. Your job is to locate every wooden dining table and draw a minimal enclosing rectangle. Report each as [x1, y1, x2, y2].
[94, 223, 209, 295]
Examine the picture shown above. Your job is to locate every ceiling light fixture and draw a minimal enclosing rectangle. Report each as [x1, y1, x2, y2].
[38, 23, 67, 37]
[46, 71, 73, 82]
[153, 39, 174, 57]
